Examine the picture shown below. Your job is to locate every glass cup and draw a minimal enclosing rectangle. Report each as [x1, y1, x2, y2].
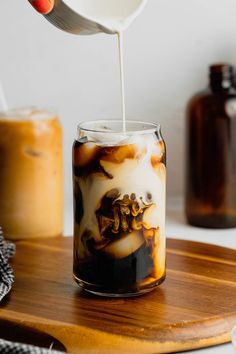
[72, 120, 166, 297]
[0, 108, 64, 240]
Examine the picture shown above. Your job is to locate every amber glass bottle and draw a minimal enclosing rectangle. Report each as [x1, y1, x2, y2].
[186, 64, 236, 228]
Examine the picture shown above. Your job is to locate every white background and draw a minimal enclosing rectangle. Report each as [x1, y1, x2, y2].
[2, 0, 236, 205]
[1, 2, 236, 353]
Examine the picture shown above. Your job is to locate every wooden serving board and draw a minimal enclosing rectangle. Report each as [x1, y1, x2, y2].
[1, 236, 236, 354]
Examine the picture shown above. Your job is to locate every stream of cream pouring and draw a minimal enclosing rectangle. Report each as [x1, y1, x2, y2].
[44, 0, 148, 132]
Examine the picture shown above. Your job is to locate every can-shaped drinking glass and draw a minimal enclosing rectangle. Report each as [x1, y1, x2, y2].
[73, 120, 166, 296]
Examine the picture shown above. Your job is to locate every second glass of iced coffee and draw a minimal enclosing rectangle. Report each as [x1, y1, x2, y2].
[73, 120, 166, 296]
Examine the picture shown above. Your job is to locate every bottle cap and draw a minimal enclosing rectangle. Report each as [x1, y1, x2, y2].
[210, 63, 234, 78]
[209, 63, 234, 89]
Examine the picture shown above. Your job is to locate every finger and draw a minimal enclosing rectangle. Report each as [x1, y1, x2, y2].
[28, 0, 54, 15]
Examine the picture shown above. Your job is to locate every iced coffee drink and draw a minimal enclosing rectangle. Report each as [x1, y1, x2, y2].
[0, 108, 63, 240]
[73, 120, 166, 296]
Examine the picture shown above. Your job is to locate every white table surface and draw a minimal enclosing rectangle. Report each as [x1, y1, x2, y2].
[64, 197, 236, 354]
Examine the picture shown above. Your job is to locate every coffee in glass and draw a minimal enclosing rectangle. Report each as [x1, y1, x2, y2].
[73, 120, 166, 296]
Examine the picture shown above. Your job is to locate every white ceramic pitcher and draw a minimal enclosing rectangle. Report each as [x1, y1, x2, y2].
[44, 0, 148, 35]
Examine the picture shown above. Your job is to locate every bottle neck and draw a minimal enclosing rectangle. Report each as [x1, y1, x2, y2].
[209, 64, 234, 92]
[210, 77, 234, 92]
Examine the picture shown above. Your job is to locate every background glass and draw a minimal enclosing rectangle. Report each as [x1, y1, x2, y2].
[0, 108, 64, 240]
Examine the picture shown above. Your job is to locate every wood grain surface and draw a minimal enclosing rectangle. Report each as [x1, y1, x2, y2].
[1, 236, 236, 354]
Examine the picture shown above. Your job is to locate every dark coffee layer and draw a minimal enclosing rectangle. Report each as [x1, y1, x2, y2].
[74, 242, 154, 292]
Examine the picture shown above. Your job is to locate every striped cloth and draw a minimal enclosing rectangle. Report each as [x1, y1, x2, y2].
[0, 227, 15, 301]
[0, 339, 65, 354]
[0, 228, 66, 354]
